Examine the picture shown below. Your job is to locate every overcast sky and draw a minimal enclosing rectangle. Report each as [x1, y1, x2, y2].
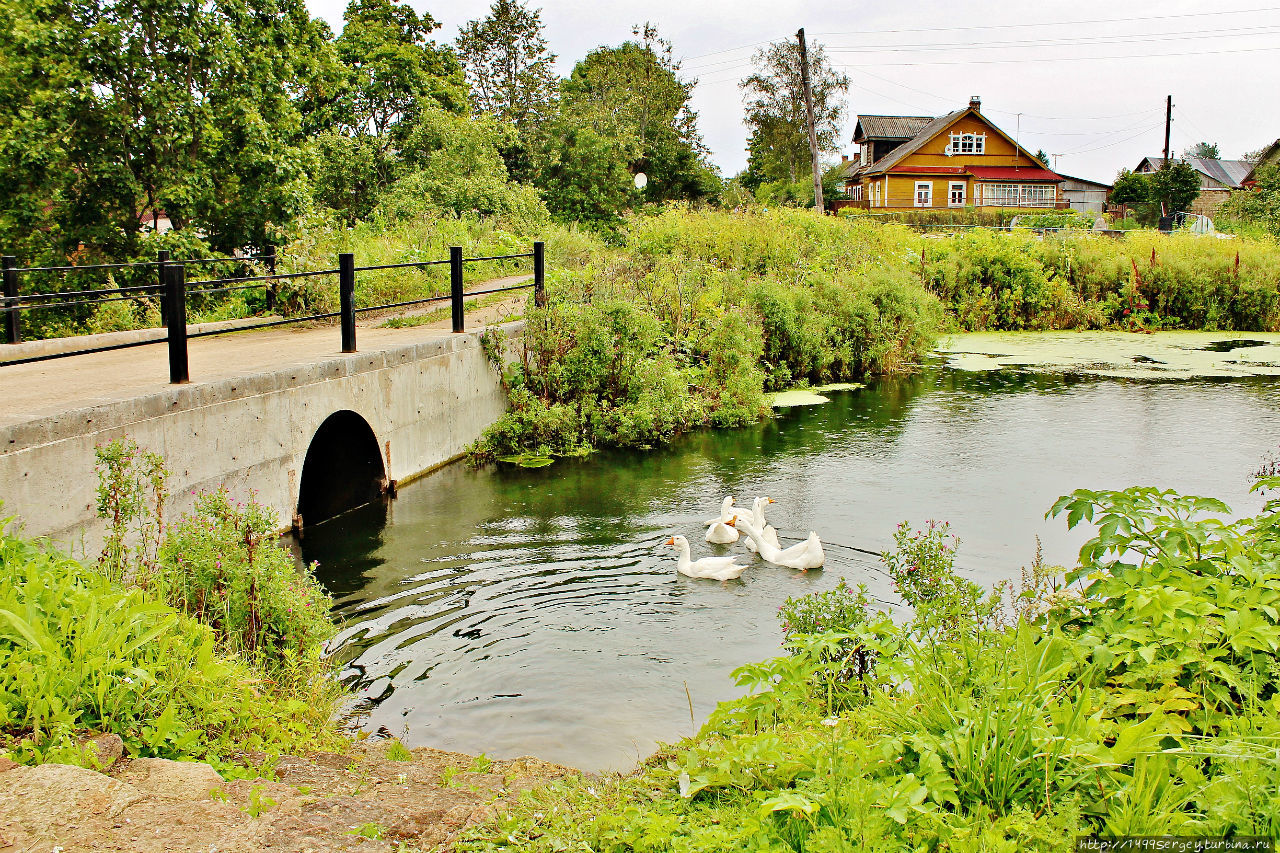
[303, 0, 1280, 184]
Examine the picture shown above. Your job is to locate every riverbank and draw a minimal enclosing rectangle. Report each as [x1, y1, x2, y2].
[0, 738, 573, 851]
[450, 478, 1280, 849]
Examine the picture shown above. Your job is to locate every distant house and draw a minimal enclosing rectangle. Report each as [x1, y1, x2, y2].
[1242, 139, 1280, 188]
[1134, 155, 1252, 216]
[840, 97, 1065, 211]
[1057, 174, 1112, 214]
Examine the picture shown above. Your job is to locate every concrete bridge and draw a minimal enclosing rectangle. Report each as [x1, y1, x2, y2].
[0, 298, 523, 553]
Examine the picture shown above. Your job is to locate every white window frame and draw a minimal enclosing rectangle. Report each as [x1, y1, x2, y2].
[914, 181, 933, 208]
[947, 132, 987, 155]
[948, 181, 966, 207]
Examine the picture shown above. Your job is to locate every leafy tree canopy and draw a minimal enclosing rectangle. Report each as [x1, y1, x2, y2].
[455, 0, 557, 129]
[1110, 168, 1149, 206]
[1183, 141, 1221, 159]
[533, 24, 718, 224]
[312, 0, 467, 222]
[0, 0, 337, 261]
[1149, 161, 1201, 213]
[739, 37, 848, 185]
[1034, 149, 1051, 168]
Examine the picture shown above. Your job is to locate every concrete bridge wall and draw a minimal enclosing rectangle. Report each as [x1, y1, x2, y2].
[0, 326, 513, 555]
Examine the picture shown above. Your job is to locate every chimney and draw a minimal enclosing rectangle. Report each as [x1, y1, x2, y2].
[969, 95, 981, 111]
[841, 154, 848, 163]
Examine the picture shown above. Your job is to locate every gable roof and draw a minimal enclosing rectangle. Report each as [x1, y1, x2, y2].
[1137, 156, 1253, 189]
[853, 115, 934, 142]
[866, 109, 968, 173]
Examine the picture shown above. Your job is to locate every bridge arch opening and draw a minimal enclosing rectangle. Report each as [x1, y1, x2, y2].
[297, 410, 388, 530]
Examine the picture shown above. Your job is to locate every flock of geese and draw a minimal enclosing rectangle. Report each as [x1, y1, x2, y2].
[664, 496, 825, 581]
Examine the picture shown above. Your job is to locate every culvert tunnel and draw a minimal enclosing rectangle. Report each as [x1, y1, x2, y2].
[296, 410, 389, 530]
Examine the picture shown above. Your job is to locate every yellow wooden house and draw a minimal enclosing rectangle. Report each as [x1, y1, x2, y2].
[840, 97, 1066, 211]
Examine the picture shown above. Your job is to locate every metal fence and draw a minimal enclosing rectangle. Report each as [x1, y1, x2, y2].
[1, 243, 546, 384]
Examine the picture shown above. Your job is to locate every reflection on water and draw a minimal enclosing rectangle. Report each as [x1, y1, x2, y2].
[302, 367, 1280, 771]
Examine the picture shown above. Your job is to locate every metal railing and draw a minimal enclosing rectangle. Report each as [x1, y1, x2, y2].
[1, 243, 546, 384]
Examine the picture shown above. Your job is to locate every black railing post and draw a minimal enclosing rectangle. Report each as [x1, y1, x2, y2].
[533, 241, 546, 308]
[264, 246, 277, 313]
[156, 250, 170, 326]
[165, 264, 189, 384]
[339, 252, 356, 353]
[450, 246, 464, 333]
[2, 256, 19, 344]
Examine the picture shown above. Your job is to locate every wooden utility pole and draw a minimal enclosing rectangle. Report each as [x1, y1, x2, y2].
[796, 27, 824, 214]
[1163, 95, 1172, 167]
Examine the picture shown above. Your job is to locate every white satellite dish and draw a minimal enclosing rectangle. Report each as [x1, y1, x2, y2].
[634, 172, 648, 190]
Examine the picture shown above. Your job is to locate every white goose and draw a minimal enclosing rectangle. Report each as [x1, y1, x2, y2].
[704, 496, 740, 544]
[743, 497, 781, 554]
[666, 535, 747, 581]
[732, 518, 825, 570]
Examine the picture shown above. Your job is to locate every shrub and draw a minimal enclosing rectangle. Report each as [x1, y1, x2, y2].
[159, 489, 335, 689]
[0, 520, 337, 767]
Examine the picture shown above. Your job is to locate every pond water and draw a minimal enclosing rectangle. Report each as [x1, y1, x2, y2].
[302, 358, 1280, 772]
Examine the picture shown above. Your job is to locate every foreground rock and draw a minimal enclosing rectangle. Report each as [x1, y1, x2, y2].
[0, 742, 574, 852]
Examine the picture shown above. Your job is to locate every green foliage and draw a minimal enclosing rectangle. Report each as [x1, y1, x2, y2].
[1149, 162, 1203, 215]
[455, 0, 557, 130]
[385, 738, 413, 760]
[458, 479, 1280, 850]
[0, 0, 334, 262]
[531, 26, 718, 225]
[740, 37, 849, 186]
[469, 209, 941, 461]
[159, 488, 335, 689]
[379, 108, 549, 223]
[1222, 163, 1280, 239]
[1185, 141, 1221, 159]
[0, 520, 337, 768]
[1111, 168, 1151, 207]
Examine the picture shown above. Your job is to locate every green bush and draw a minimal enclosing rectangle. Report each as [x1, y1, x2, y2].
[0, 521, 337, 767]
[159, 488, 335, 689]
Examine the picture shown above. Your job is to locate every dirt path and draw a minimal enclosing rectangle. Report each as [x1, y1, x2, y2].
[0, 276, 531, 428]
[0, 739, 573, 852]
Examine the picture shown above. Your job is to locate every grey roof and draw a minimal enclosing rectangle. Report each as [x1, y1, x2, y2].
[1057, 173, 1112, 190]
[1137, 156, 1253, 189]
[853, 115, 935, 141]
[864, 110, 968, 173]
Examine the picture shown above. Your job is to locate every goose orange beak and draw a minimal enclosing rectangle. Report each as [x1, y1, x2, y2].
[768, 498, 775, 504]
[726, 518, 736, 527]
[664, 537, 676, 545]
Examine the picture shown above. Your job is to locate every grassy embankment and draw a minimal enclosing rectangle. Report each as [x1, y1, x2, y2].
[459, 207, 1280, 463]
[0, 441, 343, 773]
[457, 481, 1280, 849]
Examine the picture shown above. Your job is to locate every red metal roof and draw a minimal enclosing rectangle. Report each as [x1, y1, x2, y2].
[966, 166, 1063, 182]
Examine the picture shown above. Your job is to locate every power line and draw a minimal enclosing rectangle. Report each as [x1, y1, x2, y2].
[812, 5, 1280, 37]
[833, 43, 1280, 68]
[819, 24, 1280, 55]
[679, 6, 1280, 70]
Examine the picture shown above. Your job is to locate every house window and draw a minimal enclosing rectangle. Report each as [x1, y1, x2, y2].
[851, 184, 863, 201]
[915, 181, 933, 207]
[978, 183, 1057, 207]
[948, 133, 986, 155]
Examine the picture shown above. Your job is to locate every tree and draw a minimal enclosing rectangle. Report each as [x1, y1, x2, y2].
[1221, 164, 1280, 238]
[313, 0, 467, 221]
[455, 0, 557, 129]
[739, 37, 849, 185]
[1149, 162, 1201, 213]
[1184, 141, 1221, 159]
[1035, 149, 1051, 168]
[0, 0, 338, 261]
[533, 24, 718, 223]
[1110, 169, 1149, 206]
